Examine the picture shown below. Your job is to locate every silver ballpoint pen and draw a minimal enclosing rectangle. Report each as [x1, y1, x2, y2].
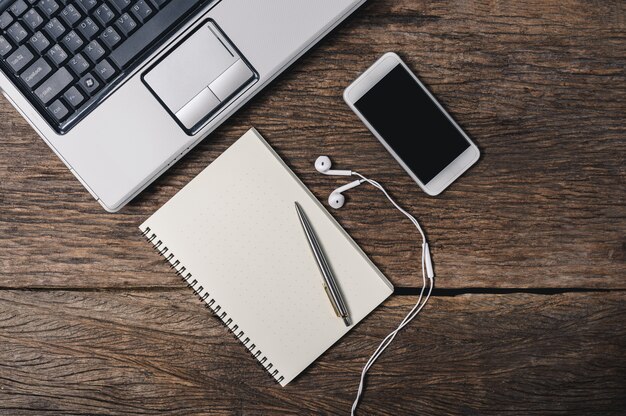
[295, 201, 351, 326]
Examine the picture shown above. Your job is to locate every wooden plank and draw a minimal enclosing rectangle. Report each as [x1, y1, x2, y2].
[0, 290, 624, 415]
[1, 0, 625, 289]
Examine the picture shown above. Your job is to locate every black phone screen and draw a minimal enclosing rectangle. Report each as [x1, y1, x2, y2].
[354, 64, 470, 184]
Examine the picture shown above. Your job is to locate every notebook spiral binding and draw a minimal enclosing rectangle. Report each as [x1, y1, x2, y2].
[141, 226, 284, 385]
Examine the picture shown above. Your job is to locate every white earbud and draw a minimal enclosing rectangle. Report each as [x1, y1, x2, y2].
[315, 156, 352, 176]
[328, 179, 365, 209]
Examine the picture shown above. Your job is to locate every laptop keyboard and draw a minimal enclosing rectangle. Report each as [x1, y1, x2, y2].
[0, 0, 208, 133]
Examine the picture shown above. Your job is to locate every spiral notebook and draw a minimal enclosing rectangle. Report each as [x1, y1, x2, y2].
[139, 128, 393, 386]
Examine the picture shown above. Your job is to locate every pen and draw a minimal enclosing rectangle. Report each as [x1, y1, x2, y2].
[295, 201, 351, 327]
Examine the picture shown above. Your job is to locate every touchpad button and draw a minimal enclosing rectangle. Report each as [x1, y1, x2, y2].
[143, 20, 257, 133]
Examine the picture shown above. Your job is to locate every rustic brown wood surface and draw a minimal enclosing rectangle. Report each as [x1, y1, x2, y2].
[1, 292, 625, 415]
[0, 0, 624, 414]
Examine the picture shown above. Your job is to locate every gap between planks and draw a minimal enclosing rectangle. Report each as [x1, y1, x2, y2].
[0, 286, 624, 297]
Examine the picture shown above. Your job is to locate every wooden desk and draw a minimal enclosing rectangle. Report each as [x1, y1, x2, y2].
[1, 1, 624, 414]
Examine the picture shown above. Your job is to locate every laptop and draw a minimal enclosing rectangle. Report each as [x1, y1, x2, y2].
[0, 0, 365, 212]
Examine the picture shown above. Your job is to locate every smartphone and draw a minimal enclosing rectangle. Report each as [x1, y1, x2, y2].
[344, 52, 480, 196]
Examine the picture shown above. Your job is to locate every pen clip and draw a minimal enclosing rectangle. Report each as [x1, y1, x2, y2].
[323, 282, 342, 317]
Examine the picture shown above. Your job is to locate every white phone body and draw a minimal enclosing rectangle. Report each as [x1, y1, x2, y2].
[344, 52, 480, 196]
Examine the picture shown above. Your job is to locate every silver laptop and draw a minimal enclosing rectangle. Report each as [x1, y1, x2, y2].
[0, 0, 365, 211]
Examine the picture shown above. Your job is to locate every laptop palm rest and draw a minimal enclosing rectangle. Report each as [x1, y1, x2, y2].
[142, 20, 257, 134]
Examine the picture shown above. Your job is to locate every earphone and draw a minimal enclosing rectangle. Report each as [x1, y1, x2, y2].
[328, 179, 365, 209]
[315, 156, 435, 415]
[315, 155, 352, 176]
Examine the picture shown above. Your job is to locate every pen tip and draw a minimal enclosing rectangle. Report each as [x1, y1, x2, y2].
[343, 316, 352, 327]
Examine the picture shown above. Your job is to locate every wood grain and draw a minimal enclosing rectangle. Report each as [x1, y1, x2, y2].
[1, 0, 624, 290]
[0, 291, 624, 415]
[0, 0, 625, 414]
[0, 0, 625, 289]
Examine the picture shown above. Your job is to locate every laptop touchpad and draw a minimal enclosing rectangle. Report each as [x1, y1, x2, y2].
[143, 20, 257, 134]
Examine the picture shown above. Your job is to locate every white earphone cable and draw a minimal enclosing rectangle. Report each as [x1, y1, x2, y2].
[350, 171, 434, 415]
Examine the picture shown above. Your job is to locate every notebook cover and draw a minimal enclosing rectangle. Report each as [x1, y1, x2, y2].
[140, 128, 393, 386]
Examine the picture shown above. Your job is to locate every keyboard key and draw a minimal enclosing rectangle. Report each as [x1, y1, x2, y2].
[62, 30, 84, 53]
[7, 45, 34, 73]
[77, 17, 99, 40]
[23, 9, 44, 30]
[110, 0, 132, 13]
[100, 26, 121, 49]
[29, 31, 50, 53]
[130, 1, 153, 24]
[63, 86, 85, 108]
[0, 35, 13, 57]
[151, 0, 170, 8]
[60, 4, 82, 27]
[10, 0, 29, 17]
[47, 43, 68, 65]
[79, 72, 100, 95]
[95, 59, 116, 81]
[0, 12, 13, 30]
[68, 53, 90, 75]
[7, 22, 29, 44]
[20, 56, 52, 88]
[94, 4, 115, 26]
[38, 0, 60, 18]
[44, 17, 66, 41]
[111, 0, 200, 69]
[48, 99, 69, 121]
[77, 0, 98, 13]
[84, 39, 105, 63]
[115, 13, 136, 37]
[34, 67, 73, 104]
